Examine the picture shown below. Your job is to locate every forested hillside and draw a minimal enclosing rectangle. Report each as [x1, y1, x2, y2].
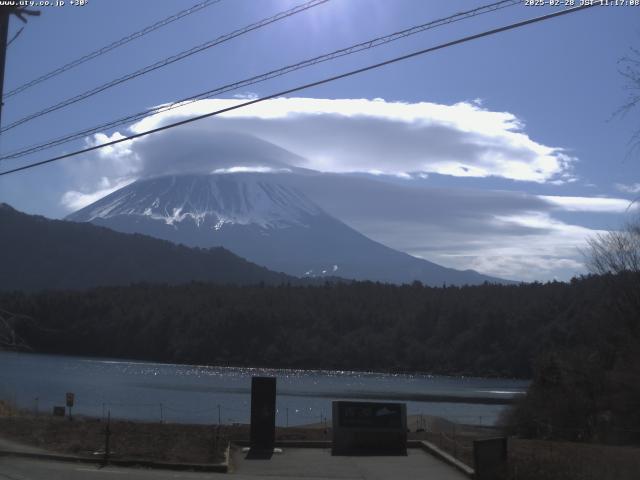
[0, 203, 295, 290]
[2, 274, 637, 380]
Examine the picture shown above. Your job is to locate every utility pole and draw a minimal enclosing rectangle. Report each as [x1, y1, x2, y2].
[0, 7, 10, 128]
[0, 6, 11, 128]
[0, 6, 40, 128]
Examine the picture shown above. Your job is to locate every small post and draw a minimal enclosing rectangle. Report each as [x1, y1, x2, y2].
[103, 410, 111, 466]
[212, 423, 217, 454]
[453, 423, 457, 458]
[286, 407, 289, 427]
[160, 403, 164, 423]
[65, 392, 74, 422]
[217, 404, 221, 425]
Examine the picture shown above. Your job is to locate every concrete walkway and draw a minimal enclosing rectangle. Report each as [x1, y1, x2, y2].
[231, 447, 470, 479]
[0, 442, 470, 479]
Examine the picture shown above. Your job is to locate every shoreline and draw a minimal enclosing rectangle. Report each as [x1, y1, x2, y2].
[0, 349, 532, 383]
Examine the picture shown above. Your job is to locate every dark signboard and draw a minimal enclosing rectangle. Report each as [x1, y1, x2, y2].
[338, 401, 403, 429]
[249, 376, 276, 453]
[66, 392, 75, 407]
[474, 437, 508, 480]
[332, 401, 407, 456]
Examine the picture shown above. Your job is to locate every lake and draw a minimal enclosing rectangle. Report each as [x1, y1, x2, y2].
[0, 351, 528, 426]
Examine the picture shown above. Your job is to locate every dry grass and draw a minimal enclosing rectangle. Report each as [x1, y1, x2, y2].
[408, 415, 497, 467]
[0, 400, 17, 416]
[2, 410, 638, 477]
[0, 400, 14, 417]
[0, 415, 229, 463]
[406, 416, 640, 480]
[509, 439, 640, 480]
[0, 413, 332, 464]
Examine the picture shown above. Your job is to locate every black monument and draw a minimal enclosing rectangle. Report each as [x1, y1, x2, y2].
[473, 437, 508, 480]
[332, 400, 407, 455]
[248, 376, 276, 457]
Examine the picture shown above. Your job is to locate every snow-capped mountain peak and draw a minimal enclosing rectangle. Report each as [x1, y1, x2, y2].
[68, 174, 323, 230]
[67, 172, 510, 286]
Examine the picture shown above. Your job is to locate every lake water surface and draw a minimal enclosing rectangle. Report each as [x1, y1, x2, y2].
[0, 352, 528, 426]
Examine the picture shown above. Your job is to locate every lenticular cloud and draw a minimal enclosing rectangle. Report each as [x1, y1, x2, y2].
[119, 97, 575, 183]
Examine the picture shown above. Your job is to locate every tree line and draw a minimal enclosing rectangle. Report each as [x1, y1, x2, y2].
[2, 272, 639, 441]
[0, 274, 634, 378]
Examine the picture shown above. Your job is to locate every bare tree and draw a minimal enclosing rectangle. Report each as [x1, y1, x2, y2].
[617, 47, 640, 155]
[0, 308, 32, 351]
[584, 218, 640, 320]
[585, 219, 640, 275]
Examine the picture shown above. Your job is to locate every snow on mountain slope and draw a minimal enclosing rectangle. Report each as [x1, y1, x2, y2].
[68, 174, 322, 229]
[67, 173, 510, 285]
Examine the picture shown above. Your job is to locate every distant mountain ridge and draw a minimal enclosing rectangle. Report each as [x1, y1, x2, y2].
[0, 203, 296, 292]
[67, 173, 510, 286]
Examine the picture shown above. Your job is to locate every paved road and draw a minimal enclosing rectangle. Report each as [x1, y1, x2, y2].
[0, 456, 217, 480]
[0, 437, 49, 455]
[0, 448, 469, 479]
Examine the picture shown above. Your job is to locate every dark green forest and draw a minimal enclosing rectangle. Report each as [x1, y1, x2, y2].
[2, 273, 640, 439]
[0, 274, 635, 377]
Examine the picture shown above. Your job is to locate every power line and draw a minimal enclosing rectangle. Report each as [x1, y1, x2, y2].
[0, 0, 519, 162]
[0, 3, 596, 178]
[0, 0, 329, 134]
[2, 0, 223, 100]
[6, 26, 24, 47]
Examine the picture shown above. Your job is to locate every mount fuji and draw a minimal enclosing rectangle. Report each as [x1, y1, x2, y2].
[67, 172, 507, 286]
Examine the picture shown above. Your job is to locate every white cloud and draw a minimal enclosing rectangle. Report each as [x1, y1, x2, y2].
[57, 97, 616, 281]
[459, 213, 600, 280]
[88, 132, 138, 163]
[212, 166, 291, 174]
[539, 195, 638, 213]
[61, 177, 135, 211]
[232, 92, 258, 100]
[615, 182, 640, 194]
[123, 97, 575, 183]
[353, 212, 599, 281]
[270, 173, 609, 281]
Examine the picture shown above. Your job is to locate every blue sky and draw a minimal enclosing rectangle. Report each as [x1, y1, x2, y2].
[0, 0, 639, 281]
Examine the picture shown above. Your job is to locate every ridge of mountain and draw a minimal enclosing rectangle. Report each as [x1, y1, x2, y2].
[0, 202, 299, 292]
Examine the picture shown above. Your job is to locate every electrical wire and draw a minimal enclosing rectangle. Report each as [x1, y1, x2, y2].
[0, 0, 519, 162]
[0, 0, 329, 134]
[6, 26, 24, 47]
[2, 0, 224, 100]
[0, 3, 596, 177]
